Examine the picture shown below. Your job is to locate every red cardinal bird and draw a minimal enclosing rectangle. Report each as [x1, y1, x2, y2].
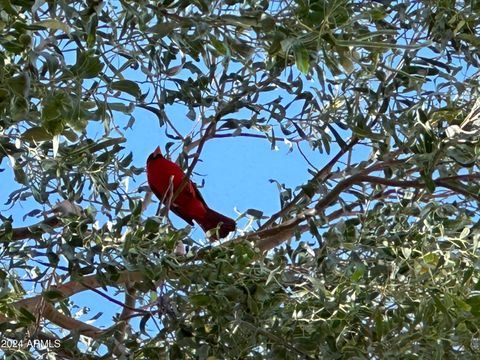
[146, 146, 236, 240]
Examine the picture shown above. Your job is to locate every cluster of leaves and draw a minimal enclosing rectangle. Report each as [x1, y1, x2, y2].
[2, 0, 480, 358]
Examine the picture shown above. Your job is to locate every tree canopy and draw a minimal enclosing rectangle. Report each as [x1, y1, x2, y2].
[2, 0, 480, 358]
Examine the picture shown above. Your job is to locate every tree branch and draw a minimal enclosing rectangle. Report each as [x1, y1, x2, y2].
[36, 331, 99, 359]
[0, 272, 144, 324]
[259, 135, 359, 230]
[2, 200, 87, 242]
[248, 173, 480, 252]
[234, 319, 314, 359]
[213, 132, 302, 144]
[42, 302, 103, 339]
[43, 303, 128, 357]
[259, 92, 396, 231]
[114, 286, 137, 344]
[1, 216, 61, 242]
[81, 283, 147, 315]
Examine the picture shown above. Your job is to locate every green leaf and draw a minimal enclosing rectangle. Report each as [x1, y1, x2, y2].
[370, 7, 387, 20]
[3, 40, 25, 54]
[246, 208, 264, 218]
[454, 298, 471, 312]
[41, 93, 72, 135]
[260, 14, 276, 31]
[111, 80, 141, 98]
[8, 72, 30, 97]
[120, 152, 133, 167]
[421, 172, 436, 193]
[33, 19, 70, 33]
[301, 183, 316, 198]
[222, 286, 244, 301]
[11, 96, 29, 121]
[108, 102, 134, 114]
[63, 129, 79, 142]
[326, 123, 347, 149]
[352, 126, 385, 140]
[86, 15, 97, 47]
[22, 127, 52, 142]
[0, 217, 13, 242]
[139, 314, 151, 335]
[294, 44, 309, 74]
[43, 289, 65, 301]
[222, 15, 259, 27]
[351, 267, 365, 281]
[18, 307, 36, 324]
[457, 33, 480, 47]
[209, 35, 227, 55]
[147, 22, 178, 38]
[467, 295, 480, 317]
[70, 50, 103, 79]
[186, 108, 195, 120]
[432, 295, 448, 314]
[416, 109, 429, 123]
[0, 0, 17, 14]
[190, 294, 210, 306]
[14, 165, 27, 185]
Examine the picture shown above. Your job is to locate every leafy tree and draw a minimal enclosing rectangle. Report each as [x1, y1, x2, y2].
[2, 0, 480, 358]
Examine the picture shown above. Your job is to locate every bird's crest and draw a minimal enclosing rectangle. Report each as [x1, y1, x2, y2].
[147, 146, 163, 163]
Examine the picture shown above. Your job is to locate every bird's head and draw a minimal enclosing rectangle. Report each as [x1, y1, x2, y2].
[147, 146, 163, 163]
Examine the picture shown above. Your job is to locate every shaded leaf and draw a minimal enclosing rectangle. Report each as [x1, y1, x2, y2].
[111, 80, 141, 98]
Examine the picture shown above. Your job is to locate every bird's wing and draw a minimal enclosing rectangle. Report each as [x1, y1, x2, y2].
[170, 181, 207, 225]
[150, 183, 195, 225]
[169, 204, 195, 225]
[189, 181, 208, 207]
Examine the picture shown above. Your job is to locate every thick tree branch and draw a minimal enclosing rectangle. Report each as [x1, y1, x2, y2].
[0, 272, 145, 356]
[249, 173, 480, 252]
[0, 272, 144, 324]
[114, 287, 137, 344]
[42, 302, 103, 339]
[2, 200, 86, 242]
[1, 216, 61, 242]
[44, 304, 127, 357]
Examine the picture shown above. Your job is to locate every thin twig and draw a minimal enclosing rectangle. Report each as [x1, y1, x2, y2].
[81, 282, 149, 315]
